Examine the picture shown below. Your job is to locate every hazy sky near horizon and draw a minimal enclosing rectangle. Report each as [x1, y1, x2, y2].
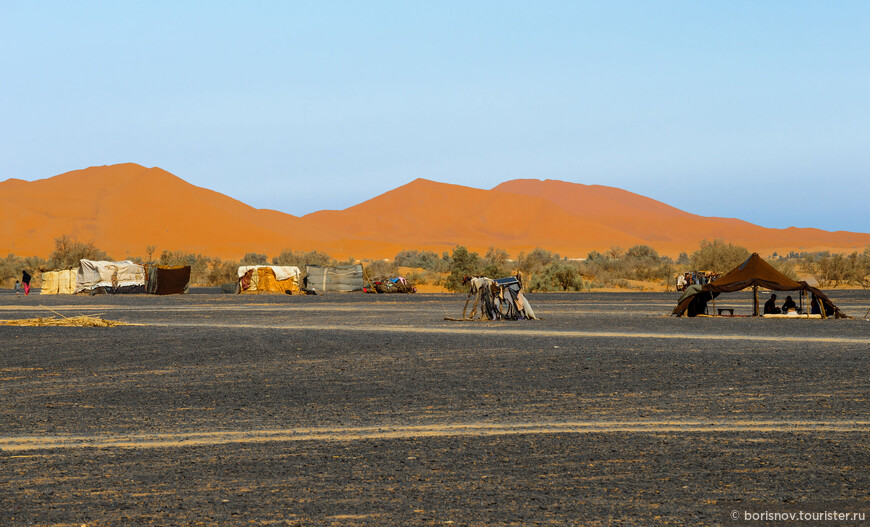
[2, 2, 868, 232]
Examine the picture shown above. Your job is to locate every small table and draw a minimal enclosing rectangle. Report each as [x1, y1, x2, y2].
[717, 308, 734, 316]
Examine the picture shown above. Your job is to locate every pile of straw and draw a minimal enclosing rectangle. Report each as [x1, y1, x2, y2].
[0, 306, 129, 327]
[0, 315, 128, 327]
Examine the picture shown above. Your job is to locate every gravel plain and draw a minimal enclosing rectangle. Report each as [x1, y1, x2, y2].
[1, 291, 868, 525]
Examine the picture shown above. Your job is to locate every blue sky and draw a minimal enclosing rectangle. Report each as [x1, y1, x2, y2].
[2, 2, 868, 232]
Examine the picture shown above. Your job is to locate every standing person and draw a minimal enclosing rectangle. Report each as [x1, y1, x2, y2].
[14, 280, 20, 296]
[21, 270, 32, 296]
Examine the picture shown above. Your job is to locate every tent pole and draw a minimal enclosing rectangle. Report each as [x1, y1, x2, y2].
[753, 286, 758, 317]
[801, 291, 810, 318]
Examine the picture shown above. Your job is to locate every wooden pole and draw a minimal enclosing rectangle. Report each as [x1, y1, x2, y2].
[753, 286, 759, 317]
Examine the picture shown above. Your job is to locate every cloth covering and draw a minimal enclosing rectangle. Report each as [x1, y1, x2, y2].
[237, 265, 301, 294]
[75, 260, 146, 293]
[304, 264, 364, 293]
[672, 253, 846, 318]
[237, 265, 301, 282]
[40, 269, 77, 295]
[461, 275, 537, 321]
[146, 265, 191, 295]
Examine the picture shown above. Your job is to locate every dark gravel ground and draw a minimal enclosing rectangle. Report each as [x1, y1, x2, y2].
[1, 291, 868, 526]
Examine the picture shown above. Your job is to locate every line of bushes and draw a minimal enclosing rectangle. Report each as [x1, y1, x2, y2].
[2, 236, 868, 291]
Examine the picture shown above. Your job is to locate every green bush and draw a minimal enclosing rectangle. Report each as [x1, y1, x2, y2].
[528, 262, 585, 292]
[517, 248, 558, 276]
[443, 246, 482, 292]
[689, 239, 750, 274]
[364, 259, 399, 278]
[394, 250, 448, 272]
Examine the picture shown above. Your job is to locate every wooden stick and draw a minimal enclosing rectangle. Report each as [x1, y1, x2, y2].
[753, 286, 758, 317]
[40, 305, 68, 319]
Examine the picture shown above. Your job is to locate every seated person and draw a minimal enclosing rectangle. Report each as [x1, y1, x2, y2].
[781, 295, 797, 313]
[763, 294, 781, 314]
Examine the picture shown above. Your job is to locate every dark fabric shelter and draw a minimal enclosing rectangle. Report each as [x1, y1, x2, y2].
[672, 253, 846, 318]
[146, 265, 191, 295]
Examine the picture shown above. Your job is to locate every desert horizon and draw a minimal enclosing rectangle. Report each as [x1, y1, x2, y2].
[2, 163, 868, 262]
[4, 4, 870, 524]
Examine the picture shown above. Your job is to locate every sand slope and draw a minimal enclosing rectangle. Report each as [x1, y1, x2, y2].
[1, 164, 868, 259]
[0, 164, 327, 259]
[493, 179, 870, 257]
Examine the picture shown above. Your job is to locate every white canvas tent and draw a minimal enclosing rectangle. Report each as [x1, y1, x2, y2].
[76, 260, 146, 294]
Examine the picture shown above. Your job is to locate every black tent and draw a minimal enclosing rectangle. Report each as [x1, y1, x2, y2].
[673, 253, 845, 318]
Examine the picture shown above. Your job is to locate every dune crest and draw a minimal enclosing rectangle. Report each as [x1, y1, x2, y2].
[1, 165, 867, 260]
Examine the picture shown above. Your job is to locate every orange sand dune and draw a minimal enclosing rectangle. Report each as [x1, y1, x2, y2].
[303, 179, 646, 257]
[1, 164, 868, 261]
[494, 179, 870, 257]
[0, 164, 327, 260]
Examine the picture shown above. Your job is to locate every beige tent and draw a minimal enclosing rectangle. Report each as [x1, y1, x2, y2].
[40, 269, 77, 295]
[76, 260, 146, 294]
[237, 265, 301, 294]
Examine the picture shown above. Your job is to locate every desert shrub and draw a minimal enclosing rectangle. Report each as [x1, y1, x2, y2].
[365, 260, 399, 278]
[443, 246, 482, 292]
[623, 245, 673, 282]
[689, 239, 750, 274]
[0, 254, 48, 288]
[394, 250, 448, 272]
[768, 258, 799, 281]
[47, 234, 109, 269]
[799, 250, 868, 288]
[272, 250, 335, 269]
[479, 247, 515, 279]
[517, 248, 558, 276]
[579, 245, 674, 288]
[241, 252, 269, 265]
[528, 262, 585, 292]
[405, 270, 427, 286]
[207, 258, 240, 286]
[158, 251, 212, 285]
[848, 249, 870, 288]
